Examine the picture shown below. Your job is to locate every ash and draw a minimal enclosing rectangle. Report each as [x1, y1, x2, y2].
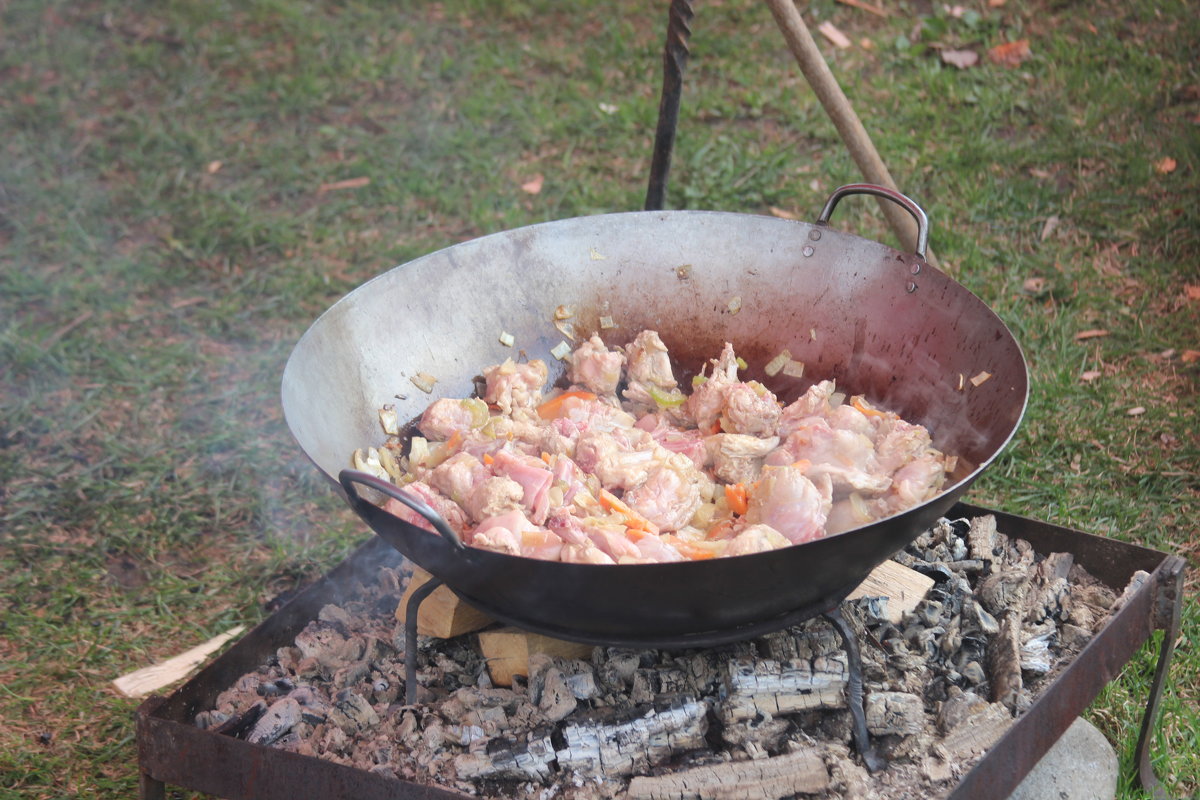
[197, 516, 1135, 800]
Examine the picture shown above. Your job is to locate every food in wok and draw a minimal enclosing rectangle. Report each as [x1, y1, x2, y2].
[353, 330, 953, 564]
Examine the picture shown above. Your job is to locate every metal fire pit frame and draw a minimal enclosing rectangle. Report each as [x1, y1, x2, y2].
[134, 503, 1186, 800]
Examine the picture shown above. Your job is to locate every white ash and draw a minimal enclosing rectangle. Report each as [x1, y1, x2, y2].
[198, 516, 1130, 799]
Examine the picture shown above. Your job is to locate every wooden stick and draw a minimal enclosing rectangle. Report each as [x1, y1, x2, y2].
[113, 625, 246, 698]
[847, 559, 935, 623]
[764, 0, 938, 266]
[396, 567, 494, 639]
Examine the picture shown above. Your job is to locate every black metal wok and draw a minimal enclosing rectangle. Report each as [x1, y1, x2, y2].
[281, 185, 1028, 644]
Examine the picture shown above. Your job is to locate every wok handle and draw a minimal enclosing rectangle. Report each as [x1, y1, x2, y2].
[816, 183, 930, 262]
[338, 469, 464, 549]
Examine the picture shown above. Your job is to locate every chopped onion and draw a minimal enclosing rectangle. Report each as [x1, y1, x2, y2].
[554, 318, 576, 341]
[498, 331, 515, 347]
[764, 349, 792, 377]
[970, 370, 992, 387]
[554, 304, 575, 320]
[550, 340, 572, 360]
[728, 296, 742, 314]
[352, 447, 390, 482]
[599, 315, 615, 329]
[781, 359, 805, 378]
[378, 404, 400, 436]
[829, 391, 846, 408]
[648, 385, 687, 408]
[411, 372, 437, 393]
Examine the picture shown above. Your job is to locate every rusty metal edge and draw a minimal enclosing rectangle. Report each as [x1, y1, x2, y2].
[135, 504, 1178, 800]
[947, 505, 1175, 800]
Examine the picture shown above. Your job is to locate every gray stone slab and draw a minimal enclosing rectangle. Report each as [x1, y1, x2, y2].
[1007, 717, 1118, 800]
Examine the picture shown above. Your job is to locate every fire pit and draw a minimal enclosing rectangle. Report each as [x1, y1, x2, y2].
[134, 504, 1184, 800]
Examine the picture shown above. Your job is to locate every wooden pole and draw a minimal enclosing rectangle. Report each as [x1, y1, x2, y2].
[764, 0, 938, 266]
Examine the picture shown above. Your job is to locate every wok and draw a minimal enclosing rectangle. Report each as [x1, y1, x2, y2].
[282, 185, 1028, 644]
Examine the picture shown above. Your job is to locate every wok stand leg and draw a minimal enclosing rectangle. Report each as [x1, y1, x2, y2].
[404, 576, 443, 706]
[1134, 555, 1186, 800]
[138, 770, 165, 800]
[823, 607, 885, 774]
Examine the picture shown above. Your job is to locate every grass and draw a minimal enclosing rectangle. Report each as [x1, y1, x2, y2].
[1, 0, 1196, 797]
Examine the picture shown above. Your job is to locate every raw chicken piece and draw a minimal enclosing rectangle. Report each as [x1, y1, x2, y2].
[632, 535, 685, 562]
[560, 542, 616, 564]
[635, 413, 708, 470]
[472, 509, 542, 555]
[705, 433, 780, 485]
[622, 331, 685, 413]
[745, 466, 830, 544]
[686, 343, 740, 433]
[419, 398, 488, 441]
[519, 529, 565, 561]
[719, 382, 782, 437]
[568, 334, 626, 397]
[771, 417, 890, 495]
[430, 452, 488, 507]
[465, 476, 525, 522]
[874, 418, 935, 475]
[777, 380, 837, 438]
[483, 358, 549, 419]
[383, 481, 469, 536]
[723, 524, 791, 556]
[574, 428, 663, 491]
[825, 493, 877, 535]
[883, 453, 946, 514]
[825, 403, 879, 440]
[491, 449, 554, 524]
[581, 521, 643, 561]
[623, 463, 704, 532]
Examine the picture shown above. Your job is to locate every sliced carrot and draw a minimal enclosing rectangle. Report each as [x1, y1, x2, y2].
[444, 429, 465, 453]
[599, 488, 633, 516]
[851, 395, 887, 418]
[482, 452, 495, 466]
[724, 482, 749, 516]
[705, 518, 737, 541]
[600, 488, 660, 536]
[536, 390, 598, 420]
[667, 537, 721, 560]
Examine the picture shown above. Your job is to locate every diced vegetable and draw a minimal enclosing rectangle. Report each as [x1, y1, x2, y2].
[536, 389, 598, 420]
[550, 340, 572, 360]
[378, 404, 400, 436]
[764, 349, 792, 377]
[724, 483, 749, 516]
[498, 331, 515, 347]
[648, 384, 687, 408]
[411, 372, 437, 393]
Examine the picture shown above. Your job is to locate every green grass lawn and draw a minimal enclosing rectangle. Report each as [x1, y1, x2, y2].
[1, 0, 1196, 797]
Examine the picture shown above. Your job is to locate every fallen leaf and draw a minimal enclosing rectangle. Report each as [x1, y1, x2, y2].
[818, 21, 852, 49]
[1039, 214, 1060, 241]
[769, 206, 799, 220]
[970, 371, 992, 387]
[1021, 276, 1048, 294]
[521, 174, 544, 195]
[1126, 406, 1146, 416]
[1184, 284, 1200, 300]
[317, 176, 370, 194]
[1182, 350, 1200, 363]
[1080, 370, 1102, 382]
[836, 0, 890, 17]
[941, 49, 979, 69]
[988, 0, 1005, 5]
[988, 39, 1031, 68]
[1154, 157, 1177, 175]
[206, 160, 223, 174]
[1075, 329, 1109, 340]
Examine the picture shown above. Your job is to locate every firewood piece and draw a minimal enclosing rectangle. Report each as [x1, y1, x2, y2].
[864, 691, 925, 736]
[626, 748, 829, 800]
[396, 568, 494, 639]
[477, 626, 593, 687]
[966, 514, 999, 562]
[987, 612, 1023, 711]
[720, 657, 848, 722]
[556, 700, 709, 777]
[112, 625, 247, 697]
[937, 700, 1013, 760]
[846, 559, 936, 624]
[453, 729, 557, 781]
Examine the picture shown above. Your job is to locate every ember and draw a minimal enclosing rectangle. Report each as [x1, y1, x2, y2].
[195, 514, 1142, 799]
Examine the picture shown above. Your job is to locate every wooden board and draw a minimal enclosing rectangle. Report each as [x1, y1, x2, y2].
[113, 625, 246, 698]
[478, 626, 594, 687]
[847, 559, 935, 624]
[396, 567, 494, 639]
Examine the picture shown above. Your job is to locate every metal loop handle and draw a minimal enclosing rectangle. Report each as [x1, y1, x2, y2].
[339, 469, 463, 549]
[816, 183, 930, 262]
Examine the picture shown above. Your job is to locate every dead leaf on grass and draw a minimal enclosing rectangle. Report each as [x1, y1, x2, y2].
[1080, 370, 1102, 382]
[1021, 276, 1048, 295]
[941, 49, 979, 69]
[1075, 329, 1109, 340]
[818, 21, 852, 49]
[205, 160, 222, 174]
[1181, 350, 1200, 363]
[521, 174, 545, 195]
[1040, 214, 1060, 241]
[1154, 157, 1177, 175]
[988, 39, 1031, 67]
[769, 206, 799, 220]
[317, 176, 370, 194]
[1183, 284, 1200, 301]
[1127, 406, 1146, 416]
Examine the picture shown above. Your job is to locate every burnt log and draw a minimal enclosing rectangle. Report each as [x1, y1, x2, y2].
[626, 748, 829, 800]
[987, 612, 1023, 712]
[556, 699, 709, 777]
[719, 657, 848, 723]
